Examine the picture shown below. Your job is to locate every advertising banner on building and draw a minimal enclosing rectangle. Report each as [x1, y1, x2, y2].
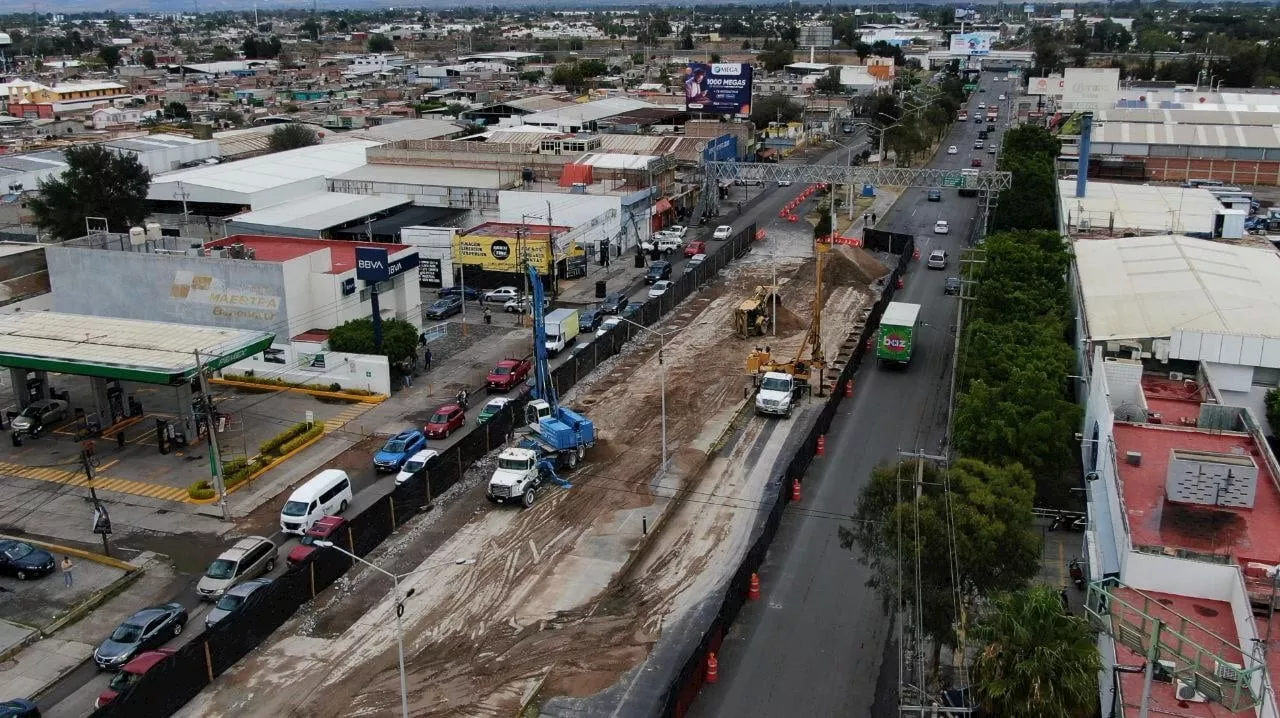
[1023, 4, 1036, 14]
[418, 257, 442, 287]
[1027, 75, 1065, 96]
[455, 235, 554, 274]
[685, 62, 753, 115]
[954, 8, 972, 22]
[949, 32, 994, 56]
[702, 134, 739, 163]
[1061, 67, 1120, 111]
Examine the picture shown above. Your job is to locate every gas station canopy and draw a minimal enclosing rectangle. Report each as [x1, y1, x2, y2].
[0, 312, 275, 385]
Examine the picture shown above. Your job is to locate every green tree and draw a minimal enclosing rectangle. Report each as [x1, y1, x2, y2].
[520, 70, 545, 83]
[757, 43, 795, 72]
[27, 144, 151, 241]
[328, 317, 419, 366]
[973, 586, 1101, 718]
[140, 49, 156, 68]
[210, 45, 235, 61]
[165, 101, 190, 119]
[814, 68, 844, 95]
[551, 62, 585, 90]
[1266, 388, 1280, 434]
[367, 34, 394, 53]
[98, 45, 122, 70]
[300, 18, 321, 41]
[267, 124, 319, 152]
[840, 458, 1041, 657]
[680, 26, 694, 50]
[749, 94, 802, 130]
[578, 59, 608, 78]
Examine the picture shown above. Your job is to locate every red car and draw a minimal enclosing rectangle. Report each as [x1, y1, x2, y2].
[424, 403, 465, 439]
[287, 516, 347, 566]
[95, 649, 174, 708]
[684, 240, 707, 258]
[971, 158, 983, 167]
[486, 358, 532, 393]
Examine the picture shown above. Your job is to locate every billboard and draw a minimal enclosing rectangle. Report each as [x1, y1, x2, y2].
[455, 235, 554, 274]
[355, 246, 419, 283]
[1061, 67, 1120, 111]
[702, 134, 739, 163]
[685, 63, 753, 115]
[949, 32, 995, 56]
[1027, 75, 1064, 96]
[1023, 4, 1036, 13]
[798, 25, 833, 48]
[954, 8, 972, 22]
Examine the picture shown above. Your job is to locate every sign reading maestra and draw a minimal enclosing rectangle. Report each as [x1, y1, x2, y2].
[685, 62, 753, 115]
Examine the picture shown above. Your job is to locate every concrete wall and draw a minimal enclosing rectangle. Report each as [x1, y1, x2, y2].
[497, 191, 621, 256]
[226, 343, 391, 395]
[0, 244, 49, 307]
[46, 245, 289, 335]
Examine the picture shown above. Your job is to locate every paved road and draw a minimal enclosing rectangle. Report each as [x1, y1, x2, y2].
[690, 73, 1008, 717]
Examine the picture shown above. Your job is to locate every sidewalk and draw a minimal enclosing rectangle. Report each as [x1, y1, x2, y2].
[0, 546, 160, 701]
[556, 254, 649, 305]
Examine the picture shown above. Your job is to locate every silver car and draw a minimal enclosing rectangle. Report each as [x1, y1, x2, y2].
[204, 579, 272, 629]
[11, 399, 68, 433]
[196, 536, 277, 601]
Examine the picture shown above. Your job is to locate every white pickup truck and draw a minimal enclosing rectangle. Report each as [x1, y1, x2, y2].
[755, 371, 796, 418]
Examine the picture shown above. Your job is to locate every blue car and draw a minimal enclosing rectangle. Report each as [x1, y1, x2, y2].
[0, 699, 39, 718]
[437, 286, 480, 301]
[580, 309, 602, 332]
[373, 430, 427, 472]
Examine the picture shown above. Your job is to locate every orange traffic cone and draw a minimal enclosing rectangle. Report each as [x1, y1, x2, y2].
[791, 478, 803, 501]
[845, 380, 854, 398]
[816, 435, 826, 456]
[748, 572, 761, 600]
[706, 652, 720, 683]
[896, 276, 904, 290]
[912, 247, 920, 261]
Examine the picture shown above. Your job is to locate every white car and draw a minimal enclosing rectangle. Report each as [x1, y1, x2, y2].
[777, 179, 793, 187]
[648, 280, 673, 299]
[934, 220, 950, 235]
[712, 225, 733, 240]
[947, 145, 958, 155]
[483, 286, 519, 304]
[927, 249, 948, 269]
[596, 316, 622, 337]
[395, 449, 440, 486]
[998, 94, 1007, 100]
[663, 225, 688, 240]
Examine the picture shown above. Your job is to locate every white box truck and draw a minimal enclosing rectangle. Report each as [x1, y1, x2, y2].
[544, 308, 580, 355]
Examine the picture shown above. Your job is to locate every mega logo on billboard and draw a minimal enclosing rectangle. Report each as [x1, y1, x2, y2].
[883, 333, 908, 353]
[685, 62, 753, 116]
[948, 32, 995, 56]
[355, 246, 420, 283]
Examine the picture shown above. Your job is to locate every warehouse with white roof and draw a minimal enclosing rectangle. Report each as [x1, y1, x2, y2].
[148, 140, 379, 213]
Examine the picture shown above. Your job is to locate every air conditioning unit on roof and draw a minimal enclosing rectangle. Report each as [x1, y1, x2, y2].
[1175, 679, 1207, 703]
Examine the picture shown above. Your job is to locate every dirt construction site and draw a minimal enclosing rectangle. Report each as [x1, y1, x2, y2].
[175, 234, 890, 718]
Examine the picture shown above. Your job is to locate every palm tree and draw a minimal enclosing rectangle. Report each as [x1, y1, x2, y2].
[972, 585, 1100, 718]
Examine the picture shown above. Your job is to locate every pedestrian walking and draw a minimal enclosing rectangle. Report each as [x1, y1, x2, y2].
[61, 556, 73, 588]
[484, 306, 492, 325]
[419, 331, 428, 347]
[401, 361, 413, 388]
[871, 212, 878, 224]
[424, 348, 433, 372]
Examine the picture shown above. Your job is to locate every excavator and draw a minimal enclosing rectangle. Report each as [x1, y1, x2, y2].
[733, 285, 781, 339]
[746, 243, 828, 389]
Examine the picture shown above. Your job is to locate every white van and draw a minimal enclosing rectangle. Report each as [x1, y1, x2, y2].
[279, 469, 353, 535]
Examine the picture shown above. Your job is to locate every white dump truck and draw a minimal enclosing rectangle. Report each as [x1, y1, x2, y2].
[755, 371, 796, 418]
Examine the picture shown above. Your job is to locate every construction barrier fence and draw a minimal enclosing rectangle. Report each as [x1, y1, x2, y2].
[91, 224, 759, 718]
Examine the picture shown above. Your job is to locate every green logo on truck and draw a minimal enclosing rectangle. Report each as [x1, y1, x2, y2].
[878, 327, 914, 361]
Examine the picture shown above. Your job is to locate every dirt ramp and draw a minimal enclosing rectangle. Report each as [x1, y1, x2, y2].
[826, 245, 890, 287]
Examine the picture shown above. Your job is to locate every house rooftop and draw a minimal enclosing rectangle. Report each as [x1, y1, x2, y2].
[202, 235, 412, 275]
[460, 222, 570, 240]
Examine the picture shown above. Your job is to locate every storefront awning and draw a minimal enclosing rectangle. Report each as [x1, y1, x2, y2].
[653, 197, 673, 215]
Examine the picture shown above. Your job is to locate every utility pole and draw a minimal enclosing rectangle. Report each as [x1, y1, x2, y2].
[193, 349, 230, 521]
[896, 449, 949, 717]
[81, 446, 111, 556]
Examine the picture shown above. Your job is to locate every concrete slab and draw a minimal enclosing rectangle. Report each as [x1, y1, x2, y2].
[0, 619, 35, 656]
[0, 548, 129, 630]
[0, 637, 92, 700]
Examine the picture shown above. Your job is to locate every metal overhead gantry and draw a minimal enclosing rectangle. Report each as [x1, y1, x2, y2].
[703, 161, 1013, 191]
[703, 161, 1012, 237]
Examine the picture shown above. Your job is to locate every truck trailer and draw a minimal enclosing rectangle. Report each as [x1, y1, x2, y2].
[877, 301, 921, 367]
[544, 308, 580, 355]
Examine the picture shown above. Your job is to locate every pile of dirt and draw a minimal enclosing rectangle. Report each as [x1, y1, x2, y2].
[773, 303, 808, 334]
[826, 245, 889, 287]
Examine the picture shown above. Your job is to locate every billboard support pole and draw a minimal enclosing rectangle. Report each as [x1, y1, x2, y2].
[371, 285, 383, 353]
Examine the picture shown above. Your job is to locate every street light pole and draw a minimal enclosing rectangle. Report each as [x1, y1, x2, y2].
[313, 542, 475, 718]
[615, 316, 670, 475]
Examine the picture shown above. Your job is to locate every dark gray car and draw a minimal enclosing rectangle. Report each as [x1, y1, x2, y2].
[204, 578, 272, 629]
[93, 603, 187, 670]
[425, 296, 463, 319]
